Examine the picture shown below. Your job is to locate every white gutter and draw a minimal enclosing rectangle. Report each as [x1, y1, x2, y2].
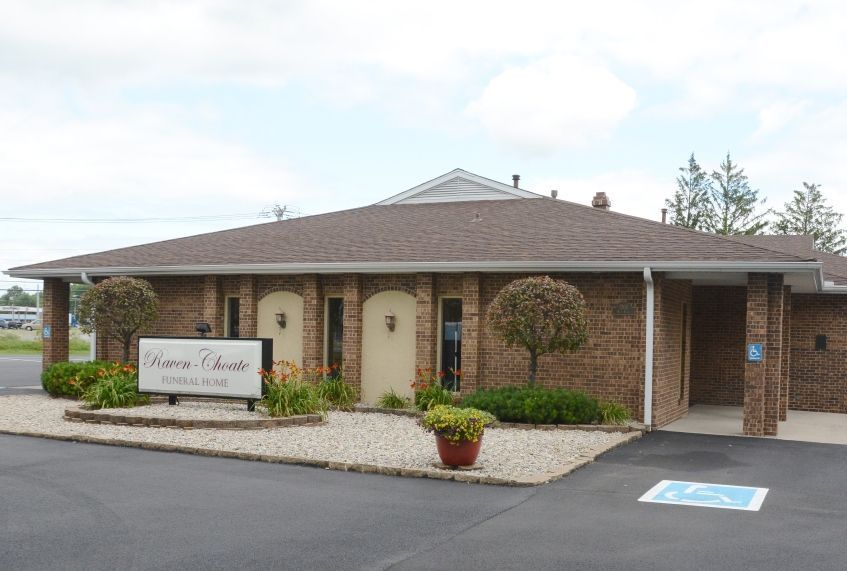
[643, 267, 654, 429]
[80, 273, 96, 362]
[5, 260, 826, 279]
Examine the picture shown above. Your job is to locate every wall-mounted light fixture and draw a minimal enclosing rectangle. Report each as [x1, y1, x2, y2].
[195, 322, 212, 337]
[275, 312, 287, 329]
[384, 310, 396, 332]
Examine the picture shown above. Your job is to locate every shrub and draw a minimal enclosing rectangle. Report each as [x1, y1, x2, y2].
[316, 372, 357, 411]
[599, 401, 631, 425]
[460, 386, 600, 425]
[410, 368, 454, 411]
[82, 363, 149, 409]
[421, 405, 496, 444]
[258, 360, 328, 418]
[41, 360, 112, 397]
[376, 388, 410, 409]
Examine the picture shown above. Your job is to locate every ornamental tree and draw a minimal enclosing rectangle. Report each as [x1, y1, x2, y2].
[78, 277, 159, 362]
[487, 276, 588, 386]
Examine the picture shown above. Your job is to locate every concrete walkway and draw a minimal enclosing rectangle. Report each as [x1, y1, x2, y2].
[662, 405, 847, 445]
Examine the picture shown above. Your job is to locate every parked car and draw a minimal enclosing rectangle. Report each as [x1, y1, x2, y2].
[0, 319, 21, 329]
[24, 320, 42, 331]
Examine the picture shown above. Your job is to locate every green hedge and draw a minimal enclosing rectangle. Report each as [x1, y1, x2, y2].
[459, 386, 601, 425]
[41, 360, 113, 398]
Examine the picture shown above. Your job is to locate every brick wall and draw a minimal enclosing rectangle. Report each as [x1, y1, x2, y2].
[790, 294, 847, 413]
[690, 286, 746, 406]
[342, 274, 363, 393]
[478, 273, 646, 420]
[742, 273, 769, 435]
[86, 271, 686, 425]
[42, 278, 70, 370]
[652, 277, 692, 427]
[415, 273, 437, 373]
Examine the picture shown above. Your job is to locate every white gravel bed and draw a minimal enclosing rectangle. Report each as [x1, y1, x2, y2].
[66, 400, 267, 420]
[0, 395, 628, 482]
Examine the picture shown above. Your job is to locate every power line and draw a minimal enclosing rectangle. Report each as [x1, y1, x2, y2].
[0, 212, 272, 223]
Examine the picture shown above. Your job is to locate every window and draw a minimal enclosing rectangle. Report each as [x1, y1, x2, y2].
[325, 297, 344, 375]
[440, 298, 462, 391]
[226, 297, 240, 338]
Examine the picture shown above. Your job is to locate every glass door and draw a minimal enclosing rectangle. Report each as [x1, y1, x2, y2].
[440, 298, 462, 391]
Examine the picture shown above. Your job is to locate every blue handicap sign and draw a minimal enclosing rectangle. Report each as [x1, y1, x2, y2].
[42, 325, 52, 339]
[747, 343, 763, 362]
[639, 480, 768, 511]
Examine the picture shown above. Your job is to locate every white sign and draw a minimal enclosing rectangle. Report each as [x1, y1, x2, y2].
[138, 337, 269, 399]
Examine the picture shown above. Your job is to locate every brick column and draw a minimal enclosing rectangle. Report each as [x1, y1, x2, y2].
[42, 278, 69, 371]
[415, 273, 437, 372]
[764, 275, 784, 436]
[203, 275, 223, 337]
[780, 286, 791, 422]
[343, 274, 363, 393]
[743, 274, 768, 436]
[302, 274, 323, 369]
[461, 273, 481, 395]
[238, 275, 257, 338]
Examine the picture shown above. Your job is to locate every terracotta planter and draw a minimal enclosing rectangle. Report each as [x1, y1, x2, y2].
[435, 433, 483, 467]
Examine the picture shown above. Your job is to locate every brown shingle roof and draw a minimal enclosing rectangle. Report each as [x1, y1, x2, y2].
[10, 197, 814, 274]
[729, 235, 847, 286]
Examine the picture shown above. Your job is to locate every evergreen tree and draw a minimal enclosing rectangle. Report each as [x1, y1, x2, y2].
[705, 152, 768, 235]
[774, 182, 847, 254]
[665, 153, 711, 230]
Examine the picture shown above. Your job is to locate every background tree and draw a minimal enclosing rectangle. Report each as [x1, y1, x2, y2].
[0, 285, 37, 307]
[78, 277, 158, 362]
[773, 182, 847, 254]
[487, 276, 588, 386]
[666, 153, 711, 229]
[705, 152, 769, 235]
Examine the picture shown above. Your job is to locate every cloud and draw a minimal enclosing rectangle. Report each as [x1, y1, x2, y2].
[746, 100, 847, 217]
[466, 56, 637, 155]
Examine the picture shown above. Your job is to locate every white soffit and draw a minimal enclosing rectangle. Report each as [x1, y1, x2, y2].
[376, 168, 540, 205]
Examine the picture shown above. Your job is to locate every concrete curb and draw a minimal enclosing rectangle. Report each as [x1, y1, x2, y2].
[354, 406, 647, 434]
[63, 408, 324, 430]
[0, 427, 642, 487]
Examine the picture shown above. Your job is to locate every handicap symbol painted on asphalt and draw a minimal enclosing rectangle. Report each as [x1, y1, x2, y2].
[639, 480, 769, 511]
[747, 343, 763, 362]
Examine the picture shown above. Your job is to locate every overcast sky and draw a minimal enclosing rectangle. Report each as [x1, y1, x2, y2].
[3, 0, 847, 296]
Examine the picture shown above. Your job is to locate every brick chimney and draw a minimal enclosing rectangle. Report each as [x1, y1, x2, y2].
[591, 191, 611, 210]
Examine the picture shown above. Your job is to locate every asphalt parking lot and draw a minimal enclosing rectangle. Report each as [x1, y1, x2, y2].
[2, 428, 845, 570]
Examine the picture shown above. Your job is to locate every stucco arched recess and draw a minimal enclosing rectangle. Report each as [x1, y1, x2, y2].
[258, 285, 304, 301]
[363, 286, 417, 303]
[361, 290, 416, 404]
[257, 291, 304, 367]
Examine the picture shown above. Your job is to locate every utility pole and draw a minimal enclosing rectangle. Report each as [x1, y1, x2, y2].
[272, 204, 287, 221]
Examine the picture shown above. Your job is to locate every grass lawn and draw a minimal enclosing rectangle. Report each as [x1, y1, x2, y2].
[0, 331, 90, 356]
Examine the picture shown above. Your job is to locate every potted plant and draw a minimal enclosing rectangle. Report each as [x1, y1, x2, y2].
[421, 405, 495, 467]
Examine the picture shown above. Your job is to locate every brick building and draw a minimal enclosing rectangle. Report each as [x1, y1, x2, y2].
[8, 169, 847, 435]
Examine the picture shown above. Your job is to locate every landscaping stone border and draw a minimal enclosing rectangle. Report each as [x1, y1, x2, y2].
[353, 405, 646, 433]
[0, 427, 642, 487]
[63, 408, 324, 430]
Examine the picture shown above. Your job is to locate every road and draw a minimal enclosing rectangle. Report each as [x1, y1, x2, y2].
[0, 354, 85, 392]
[1, 430, 845, 569]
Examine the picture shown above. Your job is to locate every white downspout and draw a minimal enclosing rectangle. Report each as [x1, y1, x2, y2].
[643, 267, 654, 430]
[80, 273, 96, 362]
